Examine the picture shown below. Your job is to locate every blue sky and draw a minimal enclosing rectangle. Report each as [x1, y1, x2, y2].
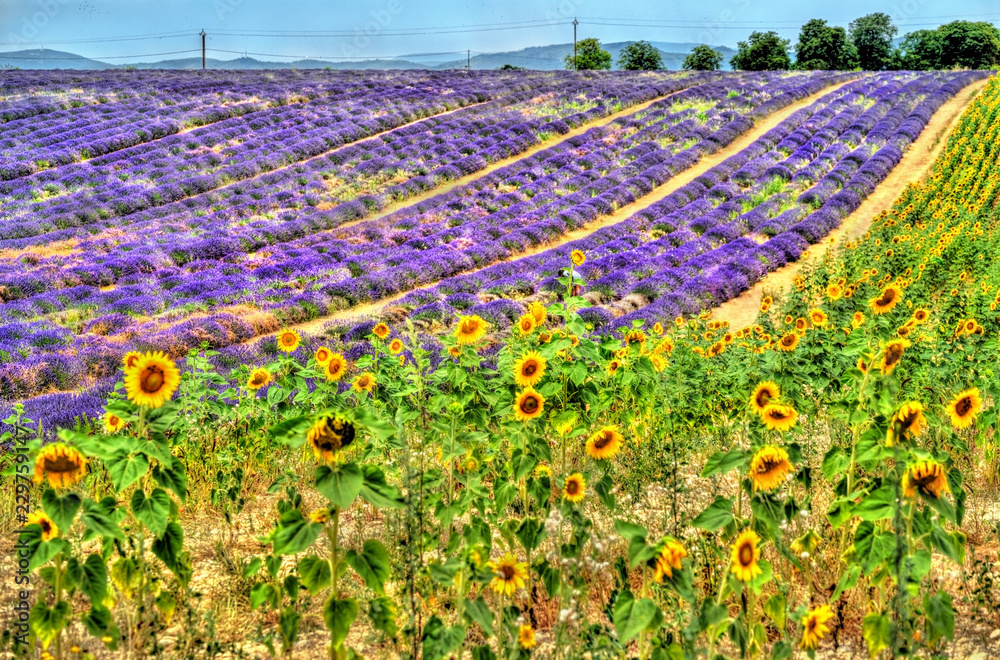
[0, 0, 997, 61]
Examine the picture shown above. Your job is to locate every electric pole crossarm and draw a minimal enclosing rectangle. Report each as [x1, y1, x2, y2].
[200, 29, 206, 70]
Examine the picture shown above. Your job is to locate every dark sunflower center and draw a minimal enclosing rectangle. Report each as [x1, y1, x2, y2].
[781, 335, 795, 346]
[593, 433, 611, 450]
[768, 409, 788, 421]
[109, 415, 120, 426]
[877, 290, 895, 306]
[885, 345, 903, 365]
[566, 480, 580, 495]
[755, 390, 772, 408]
[523, 362, 537, 376]
[44, 455, 78, 473]
[318, 351, 328, 360]
[738, 543, 753, 566]
[40, 520, 52, 533]
[956, 397, 972, 416]
[758, 458, 780, 474]
[140, 367, 165, 394]
[281, 334, 295, 345]
[500, 564, 515, 580]
[359, 377, 370, 388]
[461, 320, 477, 333]
[806, 618, 817, 633]
[521, 395, 539, 414]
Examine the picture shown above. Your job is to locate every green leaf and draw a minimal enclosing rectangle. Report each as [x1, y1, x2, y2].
[268, 415, 311, 447]
[242, 557, 263, 579]
[29, 600, 70, 649]
[369, 596, 398, 638]
[691, 496, 733, 531]
[315, 463, 363, 510]
[854, 486, 895, 521]
[323, 596, 359, 650]
[463, 597, 494, 636]
[152, 458, 188, 502]
[360, 465, 405, 509]
[151, 521, 184, 572]
[421, 615, 465, 660]
[628, 537, 658, 569]
[748, 559, 773, 595]
[42, 490, 81, 536]
[862, 612, 890, 658]
[298, 556, 332, 595]
[278, 607, 301, 652]
[345, 540, 391, 596]
[925, 591, 954, 642]
[514, 517, 544, 553]
[763, 592, 786, 630]
[701, 449, 747, 477]
[821, 447, 849, 482]
[79, 553, 108, 604]
[272, 510, 323, 556]
[614, 519, 648, 541]
[832, 565, 860, 601]
[130, 488, 171, 535]
[251, 583, 280, 611]
[107, 452, 149, 492]
[613, 590, 661, 644]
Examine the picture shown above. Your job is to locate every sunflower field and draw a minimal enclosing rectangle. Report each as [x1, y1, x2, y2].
[3, 69, 1000, 660]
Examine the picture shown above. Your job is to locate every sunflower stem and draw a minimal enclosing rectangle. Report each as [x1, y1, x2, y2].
[53, 551, 64, 660]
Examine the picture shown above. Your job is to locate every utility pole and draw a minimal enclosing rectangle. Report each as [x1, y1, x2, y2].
[467, 49, 470, 70]
[572, 18, 578, 70]
[200, 29, 206, 70]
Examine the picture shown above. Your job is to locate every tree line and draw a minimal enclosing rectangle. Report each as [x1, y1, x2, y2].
[549, 15, 1000, 72]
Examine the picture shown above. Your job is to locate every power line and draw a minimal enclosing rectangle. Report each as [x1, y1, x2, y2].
[0, 31, 194, 46]
[208, 47, 468, 61]
[0, 49, 201, 61]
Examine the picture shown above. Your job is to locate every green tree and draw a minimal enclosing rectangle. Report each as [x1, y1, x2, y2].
[898, 29, 942, 69]
[617, 40, 664, 70]
[730, 31, 791, 71]
[564, 38, 612, 71]
[794, 19, 858, 69]
[497, 64, 526, 71]
[683, 44, 724, 71]
[849, 12, 897, 70]
[938, 21, 1000, 69]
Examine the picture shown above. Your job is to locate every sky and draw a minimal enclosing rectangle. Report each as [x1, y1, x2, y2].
[0, 0, 997, 62]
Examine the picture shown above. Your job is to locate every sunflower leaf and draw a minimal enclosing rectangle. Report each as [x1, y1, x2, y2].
[360, 465, 405, 509]
[854, 486, 896, 521]
[42, 489, 81, 535]
[79, 553, 108, 605]
[298, 556, 332, 596]
[315, 463, 363, 510]
[369, 596, 399, 638]
[322, 596, 358, 649]
[345, 540, 390, 596]
[271, 510, 322, 556]
[151, 522, 184, 573]
[462, 597, 494, 637]
[691, 496, 734, 531]
[613, 590, 660, 644]
[131, 488, 171, 536]
[107, 452, 149, 492]
[701, 449, 747, 478]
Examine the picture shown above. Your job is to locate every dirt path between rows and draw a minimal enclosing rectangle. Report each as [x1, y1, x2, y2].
[710, 77, 988, 331]
[250, 77, 858, 341]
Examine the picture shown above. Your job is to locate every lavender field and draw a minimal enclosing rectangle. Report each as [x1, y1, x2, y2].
[0, 68, 988, 431]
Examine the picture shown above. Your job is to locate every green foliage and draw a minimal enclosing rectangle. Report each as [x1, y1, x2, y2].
[794, 19, 859, 70]
[683, 44, 724, 71]
[565, 38, 612, 70]
[730, 31, 791, 70]
[617, 40, 664, 71]
[900, 21, 1000, 69]
[849, 12, 897, 70]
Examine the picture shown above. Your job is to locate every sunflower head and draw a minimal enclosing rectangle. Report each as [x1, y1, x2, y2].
[26, 511, 59, 542]
[624, 329, 647, 346]
[795, 317, 807, 331]
[913, 308, 929, 323]
[730, 529, 762, 582]
[277, 329, 301, 353]
[448, 345, 462, 358]
[538, 330, 552, 344]
[517, 314, 536, 335]
[750, 381, 780, 415]
[652, 322, 664, 336]
[570, 250, 586, 267]
[777, 332, 799, 352]
[651, 538, 687, 583]
[761, 403, 798, 432]
[809, 309, 828, 327]
[947, 387, 982, 429]
[886, 401, 925, 446]
[353, 372, 376, 393]
[563, 473, 586, 502]
[650, 354, 667, 372]
[518, 625, 537, 650]
[34, 443, 87, 489]
[389, 338, 404, 355]
[314, 346, 332, 365]
[454, 315, 488, 345]
[826, 284, 843, 300]
[325, 353, 348, 381]
[879, 338, 911, 375]
[750, 445, 793, 492]
[307, 416, 356, 462]
[372, 323, 390, 340]
[104, 411, 127, 434]
[586, 426, 624, 461]
[124, 351, 181, 409]
[800, 605, 836, 650]
[852, 311, 865, 328]
[247, 367, 271, 391]
[902, 460, 949, 499]
[870, 285, 902, 314]
[487, 552, 528, 597]
[529, 302, 547, 325]
[122, 351, 141, 371]
[309, 508, 330, 524]
[513, 387, 545, 422]
[514, 352, 547, 387]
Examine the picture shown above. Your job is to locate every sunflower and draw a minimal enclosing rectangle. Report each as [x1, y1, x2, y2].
[809, 309, 828, 327]
[538, 331, 552, 343]
[912, 308, 929, 323]
[606, 359, 622, 375]
[652, 538, 687, 583]
[517, 314, 536, 335]
[826, 284, 843, 300]
[454, 315, 488, 345]
[878, 338, 911, 375]
[124, 351, 180, 409]
[761, 404, 797, 432]
[448, 345, 462, 358]
[514, 352, 547, 387]
[650, 354, 667, 372]
[946, 388, 982, 429]
[870, 285, 902, 315]
[750, 445, 793, 492]
[750, 381, 780, 415]
[800, 605, 836, 650]
[247, 367, 271, 391]
[307, 416, 356, 462]
[856, 356, 869, 373]
[777, 332, 799, 352]
[529, 302, 547, 326]
[902, 460, 949, 499]
[276, 329, 301, 353]
[563, 473, 586, 502]
[964, 319, 977, 334]
[34, 443, 87, 489]
[674, 316, 684, 328]
[586, 426, 624, 460]
[570, 250, 586, 267]
[389, 338, 404, 355]
[372, 323, 390, 340]
[534, 464, 552, 478]
[569, 334, 580, 348]
[652, 322, 664, 336]
[353, 372, 376, 393]
[795, 317, 807, 331]
[122, 351, 141, 370]
[26, 511, 59, 542]
[852, 311, 865, 328]
[624, 329, 646, 345]
[309, 508, 330, 524]
[104, 411, 127, 434]
[784, 314, 794, 325]
[314, 346, 332, 365]
[886, 402, 925, 446]
[897, 325, 911, 338]
[487, 552, 528, 597]
[518, 624, 537, 650]
[730, 529, 762, 582]
[513, 388, 545, 421]
[325, 353, 348, 381]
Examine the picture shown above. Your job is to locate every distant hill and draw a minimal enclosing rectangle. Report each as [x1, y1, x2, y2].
[0, 42, 736, 71]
